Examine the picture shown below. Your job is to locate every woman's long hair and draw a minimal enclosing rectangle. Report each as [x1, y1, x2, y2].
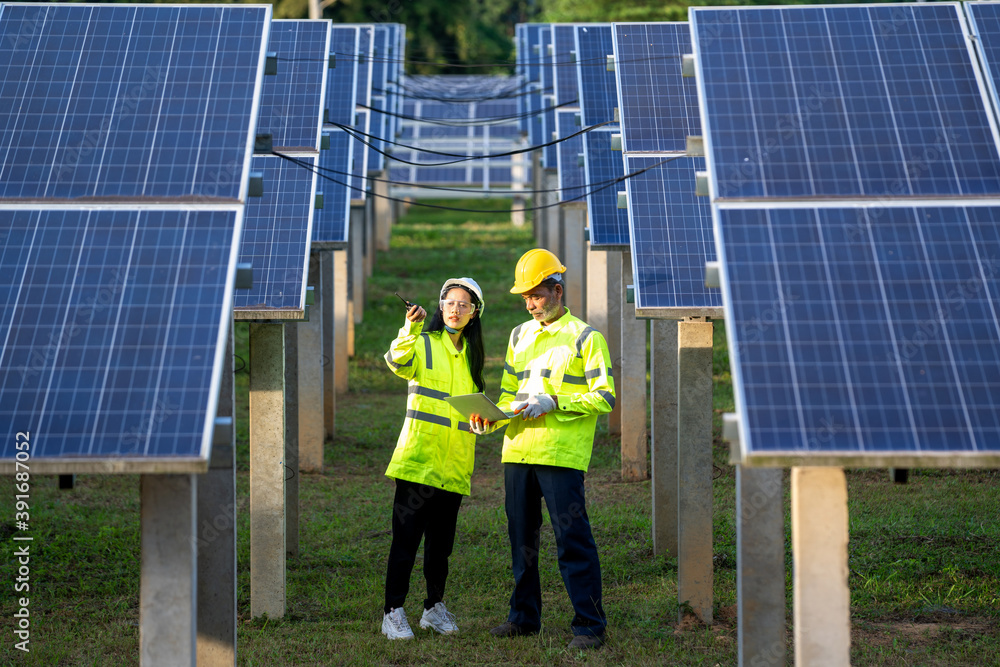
[424, 286, 486, 393]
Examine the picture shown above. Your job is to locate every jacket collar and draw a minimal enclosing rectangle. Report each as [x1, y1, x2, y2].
[526, 307, 573, 336]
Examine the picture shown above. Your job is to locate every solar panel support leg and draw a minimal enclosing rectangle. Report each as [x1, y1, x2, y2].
[561, 203, 587, 318]
[333, 250, 351, 394]
[737, 466, 785, 666]
[141, 473, 197, 666]
[374, 172, 392, 252]
[321, 251, 337, 439]
[284, 324, 300, 558]
[197, 327, 237, 665]
[350, 203, 366, 327]
[511, 146, 526, 227]
[542, 169, 560, 253]
[792, 467, 849, 666]
[365, 189, 376, 280]
[607, 251, 623, 436]
[532, 150, 544, 245]
[298, 255, 325, 474]
[651, 320, 679, 557]
[620, 251, 648, 481]
[249, 323, 286, 618]
[677, 319, 714, 625]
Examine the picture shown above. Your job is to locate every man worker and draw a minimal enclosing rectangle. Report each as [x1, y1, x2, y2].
[473, 248, 615, 650]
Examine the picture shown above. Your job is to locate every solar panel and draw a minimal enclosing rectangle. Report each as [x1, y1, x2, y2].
[368, 96, 387, 173]
[717, 203, 1000, 465]
[355, 26, 374, 108]
[257, 20, 329, 152]
[553, 24, 579, 107]
[327, 26, 359, 126]
[575, 24, 617, 126]
[525, 24, 546, 148]
[351, 110, 370, 200]
[372, 25, 389, 94]
[0, 208, 240, 471]
[612, 22, 699, 154]
[313, 129, 353, 246]
[0, 3, 270, 201]
[625, 155, 721, 316]
[556, 109, 585, 202]
[583, 129, 628, 247]
[967, 2, 1000, 122]
[541, 26, 559, 169]
[689, 4, 1000, 200]
[233, 155, 316, 317]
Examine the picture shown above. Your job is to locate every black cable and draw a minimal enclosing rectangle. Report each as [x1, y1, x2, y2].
[330, 119, 613, 167]
[272, 149, 680, 214]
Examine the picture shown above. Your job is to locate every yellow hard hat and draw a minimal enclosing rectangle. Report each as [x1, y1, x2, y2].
[510, 248, 567, 294]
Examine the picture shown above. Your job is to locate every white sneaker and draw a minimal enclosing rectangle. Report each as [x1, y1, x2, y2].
[382, 607, 414, 640]
[419, 601, 459, 634]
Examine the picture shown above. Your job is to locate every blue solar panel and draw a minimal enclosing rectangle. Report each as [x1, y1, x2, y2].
[968, 3, 1000, 123]
[368, 96, 387, 172]
[327, 26, 359, 126]
[234, 156, 316, 315]
[355, 26, 374, 108]
[313, 129, 353, 246]
[257, 20, 328, 152]
[541, 27, 559, 169]
[372, 25, 389, 94]
[556, 110, 585, 202]
[351, 110, 369, 200]
[553, 24, 579, 107]
[525, 25, 546, 148]
[690, 5, 1000, 200]
[0, 3, 270, 201]
[717, 204, 1000, 463]
[0, 208, 239, 466]
[613, 22, 699, 154]
[583, 129, 628, 247]
[575, 24, 616, 126]
[625, 155, 721, 315]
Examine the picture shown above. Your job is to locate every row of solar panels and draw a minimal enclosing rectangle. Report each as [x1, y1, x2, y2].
[0, 3, 403, 469]
[519, 3, 1000, 465]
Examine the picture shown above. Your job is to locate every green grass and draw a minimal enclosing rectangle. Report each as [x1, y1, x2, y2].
[2, 198, 999, 665]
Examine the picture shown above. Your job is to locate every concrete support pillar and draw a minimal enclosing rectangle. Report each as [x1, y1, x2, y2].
[333, 250, 350, 394]
[607, 251, 623, 435]
[620, 252, 647, 481]
[249, 323, 285, 618]
[141, 474, 197, 666]
[364, 186, 375, 279]
[511, 147, 526, 227]
[197, 327, 236, 666]
[561, 203, 587, 318]
[283, 324, 299, 558]
[320, 251, 336, 440]
[350, 203, 365, 325]
[297, 257, 324, 473]
[651, 320, 678, 556]
[585, 246, 608, 334]
[374, 172, 392, 252]
[792, 467, 849, 667]
[532, 151, 544, 246]
[543, 169, 560, 253]
[738, 467, 786, 667]
[677, 319, 714, 625]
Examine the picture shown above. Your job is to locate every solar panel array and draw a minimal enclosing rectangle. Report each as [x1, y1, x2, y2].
[690, 3, 1000, 465]
[0, 3, 271, 471]
[610, 22, 721, 316]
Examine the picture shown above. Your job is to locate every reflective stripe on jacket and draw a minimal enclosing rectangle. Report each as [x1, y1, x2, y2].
[497, 309, 615, 471]
[384, 319, 477, 495]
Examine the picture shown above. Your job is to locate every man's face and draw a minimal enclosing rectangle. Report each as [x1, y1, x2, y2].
[520, 284, 563, 324]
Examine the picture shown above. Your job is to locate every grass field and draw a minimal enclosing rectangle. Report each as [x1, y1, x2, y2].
[2, 199, 999, 666]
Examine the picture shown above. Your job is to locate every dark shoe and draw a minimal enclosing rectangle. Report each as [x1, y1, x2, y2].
[568, 634, 604, 650]
[490, 621, 538, 637]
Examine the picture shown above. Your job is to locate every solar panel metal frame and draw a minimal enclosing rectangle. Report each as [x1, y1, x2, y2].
[0, 2, 272, 203]
[689, 3, 1000, 202]
[715, 199, 1000, 468]
[624, 154, 722, 319]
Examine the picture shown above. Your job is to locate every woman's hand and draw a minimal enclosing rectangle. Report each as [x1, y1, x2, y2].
[406, 304, 426, 323]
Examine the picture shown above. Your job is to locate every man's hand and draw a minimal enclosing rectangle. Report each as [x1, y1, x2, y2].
[469, 414, 491, 435]
[518, 394, 556, 419]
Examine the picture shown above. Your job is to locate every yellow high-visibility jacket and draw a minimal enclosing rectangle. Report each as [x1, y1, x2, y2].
[497, 309, 615, 471]
[383, 319, 477, 495]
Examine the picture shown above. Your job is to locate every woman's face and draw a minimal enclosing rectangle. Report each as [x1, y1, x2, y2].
[441, 287, 476, 331]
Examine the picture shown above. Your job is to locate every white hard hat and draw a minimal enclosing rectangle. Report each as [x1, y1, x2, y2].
[440, 277, 485, 316]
